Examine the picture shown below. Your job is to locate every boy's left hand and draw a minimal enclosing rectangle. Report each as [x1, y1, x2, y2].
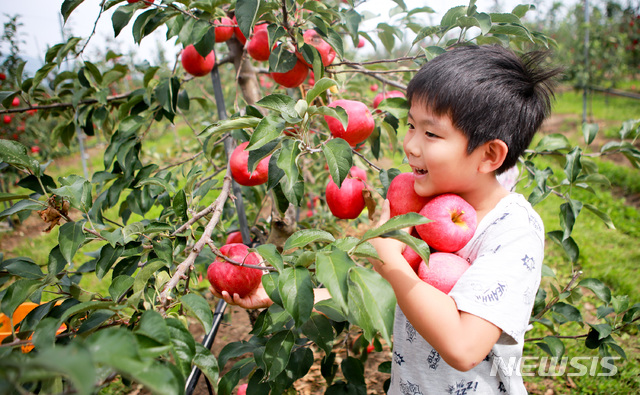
[368, 200, 411, 273]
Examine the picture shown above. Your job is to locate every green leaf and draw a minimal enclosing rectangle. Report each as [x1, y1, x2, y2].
[256, 244, 284, 273]
[0, 257, 44, 279]
[301, 313, 335, 355]
[255, 94, 299, 120]
[0, 199, 44, 220]
[0, 139, 40, 175]
[50, 175, 93, 212]
[109, 275, 134, 301]
[564, 147, 582, 183]
[235, 0, 259, 40]
[173, 189, 188, 220]
[180, 293, 214, 333]
[199, 116, 261, 138]
[559, 199, 582, 240]
[247, 113, 285, 151]
[376, 97, 409, 119]
[111, 5, 135, 37]
[306, 78, 338, 104]
[551, 302, 582, 324]
[361, 213, 430, 242]
[582, 123, 598, 145]
[547, 231, 579, 263]
[583, 203, 615, 230]
[29, 343, 96, 395]
[193, 343, 220, 386]
[135, 176, 176, 194]
[322, 138, 352, 188]
[534, 133, 571, 152]
[315, 250, 355, 314]
[261, 272, 283, 307]
[155, 77, 180, 114]
[0, 192, 29, 202]
[347, 266, 396, 346]
[0, 279, 42, 316]
[61, 0, 85, 23]
[278, 267, 314, 327]
[284, 229, 336, 251]
[58, 221, 87, 265]
[262, 330, 295, 379]
[578, 278, 612, 304]
[133, 259, 167, 293]
[276, 139, 300, 190]
[47, 246, 67, 278]
[440, 5, 467, 28]
[588, 323, 613, 341]
[135, 310, 170, 344]
[536, 336, 565, 359]
[96, 244, 124, 279]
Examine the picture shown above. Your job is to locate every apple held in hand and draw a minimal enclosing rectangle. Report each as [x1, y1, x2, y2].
[181, 44, 215, 77]
[324, 99, 375, 147]
[415, 193, 477, 253]
[230, 141, 270, 186]
[207, 243, 263, 298]
[387, 172, 432, 218]
[325, 176, 366, 220]
[402, 246, 422, 272]
[417, 252, 471, 294]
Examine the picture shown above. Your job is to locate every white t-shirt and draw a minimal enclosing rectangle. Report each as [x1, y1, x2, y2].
[388, 193, 544, 394]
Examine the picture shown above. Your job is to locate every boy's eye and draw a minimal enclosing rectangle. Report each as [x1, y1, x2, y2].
[425, 131, 437, 138]
[407, 123, 415, 130]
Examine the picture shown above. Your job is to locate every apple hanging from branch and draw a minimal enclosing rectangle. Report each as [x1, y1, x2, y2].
[207, 243, 263, 298]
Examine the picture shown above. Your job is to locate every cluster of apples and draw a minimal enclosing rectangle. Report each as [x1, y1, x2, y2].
[387, 173, 477, 294]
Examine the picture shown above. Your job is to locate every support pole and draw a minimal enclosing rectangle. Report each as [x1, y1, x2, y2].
[582, 0, 590, 124]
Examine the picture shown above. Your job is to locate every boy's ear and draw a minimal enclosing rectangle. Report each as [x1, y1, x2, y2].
[478, 139, 508, 174]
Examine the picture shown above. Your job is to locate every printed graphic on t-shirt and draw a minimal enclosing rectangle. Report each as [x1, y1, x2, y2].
[447, 380, 479, 394]
[427, 348, 441, 370]
[394, 351, 406, 366]
[521, 254, 536, 271]
[474, 282, 507, 305]
[498, 382, 507, 393]
[406, 319, 417, 343]
[400, 379, 424, 395]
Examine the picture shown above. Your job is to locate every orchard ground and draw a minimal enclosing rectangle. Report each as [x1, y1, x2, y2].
[1, 96, 639, 393]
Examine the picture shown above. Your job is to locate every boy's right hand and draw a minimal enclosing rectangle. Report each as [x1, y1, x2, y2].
[209, 282, 273, 309]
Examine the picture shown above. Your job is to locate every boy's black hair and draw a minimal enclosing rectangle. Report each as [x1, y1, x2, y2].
[406, 45, 562, 174]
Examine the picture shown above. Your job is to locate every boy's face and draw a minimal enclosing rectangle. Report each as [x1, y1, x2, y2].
[404, 103, 486, 198]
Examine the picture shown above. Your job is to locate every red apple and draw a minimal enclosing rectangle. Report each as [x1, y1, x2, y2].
[270, 58, 309, 88]
[229, 141, 270, 186]
[307, 71, 315, 86]
[415, 194, 477, 253]
[247, 24, 271, 61]
[3, 115, 11, 124]
[207, 243, 263, 298]
[373, 90, 406, 109]
[181, 44, 215, 77]
[402, 246, 422, 272]
[417, 252, 471, 294]
[0, 72, 5, 80]
[30, 146, 40, 154]
[297, 29, 336, 67]
[325, 176, 366, 219]
[225, 231, 244, 244]
[11, 97, 19, 107]
[366, 343, 375, 353]
[324, 99, 375, 146]
[237, 383, 248, 395]
[387, 172, 432, 218]
[369, 84, 379, 92]
[357, 37, 366, 48]
[214, 17, 234, 43]
[349, 166, 367, 182]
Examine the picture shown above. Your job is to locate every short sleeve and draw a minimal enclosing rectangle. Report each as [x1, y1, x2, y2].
[448, 198, 544, 343]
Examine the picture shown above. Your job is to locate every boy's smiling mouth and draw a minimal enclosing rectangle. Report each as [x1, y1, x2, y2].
[412, 166, 428, 175]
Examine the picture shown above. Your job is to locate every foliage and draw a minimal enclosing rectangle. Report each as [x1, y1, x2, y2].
[0, 0, 639, 394]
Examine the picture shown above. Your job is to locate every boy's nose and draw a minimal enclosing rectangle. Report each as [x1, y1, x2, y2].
[403, 133, 420, 158]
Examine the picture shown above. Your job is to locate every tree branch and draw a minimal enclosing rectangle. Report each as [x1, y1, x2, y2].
[158, 170, 234, 309]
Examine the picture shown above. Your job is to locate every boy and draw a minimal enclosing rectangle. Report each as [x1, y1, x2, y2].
[368, 45, 560, 394]
[213, 45, 561, 394]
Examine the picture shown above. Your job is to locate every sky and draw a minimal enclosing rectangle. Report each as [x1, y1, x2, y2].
[0, 0, 558, 73]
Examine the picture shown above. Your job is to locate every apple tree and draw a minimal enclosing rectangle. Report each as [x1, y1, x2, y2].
[0, 0, 639, 394]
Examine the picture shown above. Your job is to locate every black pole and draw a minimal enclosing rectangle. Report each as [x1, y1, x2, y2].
[184, 299, 227, 395]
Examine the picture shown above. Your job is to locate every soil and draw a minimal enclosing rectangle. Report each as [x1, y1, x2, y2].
[1, 113, 638, 395]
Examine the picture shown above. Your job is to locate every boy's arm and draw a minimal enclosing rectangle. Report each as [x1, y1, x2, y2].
[368, 200, 501, 372]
